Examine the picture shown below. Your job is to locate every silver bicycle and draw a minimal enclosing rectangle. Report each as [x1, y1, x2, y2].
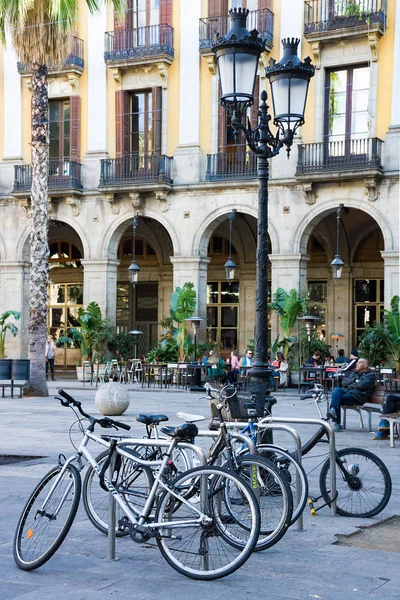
[14, 390, 261, 580]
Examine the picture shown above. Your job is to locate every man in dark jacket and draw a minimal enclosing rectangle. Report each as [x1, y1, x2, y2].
[328, 358, 377, 431]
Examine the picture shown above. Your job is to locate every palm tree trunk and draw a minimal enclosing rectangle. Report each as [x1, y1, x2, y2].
[24, 63, 49, 397]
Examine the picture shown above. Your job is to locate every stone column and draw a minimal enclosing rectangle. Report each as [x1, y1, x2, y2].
[269, 253, 310, 341]
[81, 259, 120, 324]
[170, 256, 210, 340]
[327, 267, 352, 354]
[239, 271, 256, 354]
[173, 0, 202, 184]
[0, 261, 30, 358]
[381, 252, 400, 309]
[83, 5, 108, 189]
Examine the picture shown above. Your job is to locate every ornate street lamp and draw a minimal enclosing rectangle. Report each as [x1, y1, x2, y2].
[128, 216, 140, 287]
[225, 209, 237, 281]
[331, 204, 344, 280]
[213, 8, 314, 404]
[185, 316, 204, 392]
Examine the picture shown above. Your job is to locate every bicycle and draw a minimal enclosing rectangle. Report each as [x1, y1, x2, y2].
[83, 386, 294, 552]
[14, 390, 261, 580]
[198, 382, 309, 526]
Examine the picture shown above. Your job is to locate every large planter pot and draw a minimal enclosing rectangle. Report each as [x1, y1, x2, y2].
[95, 382, 130, 416]
[290, 371, 299, 386]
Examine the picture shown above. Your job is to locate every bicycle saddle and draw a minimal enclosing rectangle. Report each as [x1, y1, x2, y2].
[136, 414, 169, 425]
[160, 423, 199, 441]
[176, 412, 205, 423]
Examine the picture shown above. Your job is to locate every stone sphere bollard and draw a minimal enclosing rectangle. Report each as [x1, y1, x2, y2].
[95, 382, 130, 416]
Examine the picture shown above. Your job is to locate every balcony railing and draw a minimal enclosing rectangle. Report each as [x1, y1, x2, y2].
[17, 37, 84, 73]
[206, 151, 258, 181]
[199, 9, 274, 51]
[99, 154, 173, 186]
[296, 137, 383, 175]
[104, 24, 174, 62]
[13, 160, 83, 193]
[304, 0, 386, 36]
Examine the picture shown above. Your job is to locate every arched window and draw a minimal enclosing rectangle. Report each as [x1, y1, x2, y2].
[49, 241, 82, 269]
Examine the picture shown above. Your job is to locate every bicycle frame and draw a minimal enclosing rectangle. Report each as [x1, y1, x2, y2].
[40, 424, 208, 536]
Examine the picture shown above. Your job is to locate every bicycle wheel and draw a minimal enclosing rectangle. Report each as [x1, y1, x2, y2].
[82, 448, 154, 536]
[229, 455, 293, 551]
[319, 447, 392, 518]
[14, 463, 81, 570]
[154, 466, 260, 580]
[256, 444, 309, 526]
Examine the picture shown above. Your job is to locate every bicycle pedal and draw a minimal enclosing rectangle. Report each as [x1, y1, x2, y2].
[118, 516, 130, 531]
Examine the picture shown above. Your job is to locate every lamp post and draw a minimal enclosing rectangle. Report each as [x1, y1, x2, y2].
[185, 316, 204, 392]
[128, 216, 140, 287]
[331, 204, 344, 280]
[128, 329, 143, 359]
[213, 8, 314, 403]
[225, 209, 237, 281]
[298, 315, 322, 362]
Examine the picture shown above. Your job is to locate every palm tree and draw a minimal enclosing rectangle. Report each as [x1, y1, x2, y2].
[0, 0, 122, 395]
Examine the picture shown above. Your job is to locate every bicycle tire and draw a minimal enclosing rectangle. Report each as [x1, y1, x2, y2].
[319, 447, 392, 518]
[154, 465, 260, 580]
[228, 455, 293, 551]
[14, 463, 81, 570]
[82, 448, 154, 536]
[256, 444, 309, 526]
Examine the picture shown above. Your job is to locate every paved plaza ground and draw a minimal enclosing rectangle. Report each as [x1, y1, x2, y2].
[1, 380, 400, 599]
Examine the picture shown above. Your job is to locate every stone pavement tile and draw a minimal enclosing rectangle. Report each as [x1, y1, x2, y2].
[0, 581, 40, 600]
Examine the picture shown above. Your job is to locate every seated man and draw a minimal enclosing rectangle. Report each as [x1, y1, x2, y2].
[373, 394, 400, 440]
[328, 358, 377, 432]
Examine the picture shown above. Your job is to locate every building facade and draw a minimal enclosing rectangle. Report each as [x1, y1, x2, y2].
[0, 0, 399, 364]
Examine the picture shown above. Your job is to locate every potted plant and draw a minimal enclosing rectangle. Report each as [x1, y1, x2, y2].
[169, 283, 197, 362]
[270, 288, 306, 359]
[0, 310, 21, 359]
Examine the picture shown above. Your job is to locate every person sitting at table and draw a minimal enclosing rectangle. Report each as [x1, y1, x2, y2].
[201, 349, 209, 366]
[335, 349, 350, 364]
[305, 351, 323, 367]
[337, 349, 359, 373]
[206, 350, 226, 380]
[239, 349, 253, 377]
[271, 352, 289, 389]
[328, 358, 377, 432]
[227, 350, 240, 383]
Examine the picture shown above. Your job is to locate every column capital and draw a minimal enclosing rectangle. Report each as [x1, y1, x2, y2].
[269, 253, 310, 266]
[81, 258, 120, 269]
[381, 251, 399, 266]
[169, 256, 210, 269]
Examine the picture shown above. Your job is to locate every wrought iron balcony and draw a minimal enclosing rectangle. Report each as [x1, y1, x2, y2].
[304, 0, 386, 40]
[13, 160, 83, 194]
[296, 137, 383, 178]
[200, 9, 274, 52]
[206, 151, 258, 182]
[99, 154, 173, 187]
[104, 24, 174, 64]
[17, 37, 84, 74]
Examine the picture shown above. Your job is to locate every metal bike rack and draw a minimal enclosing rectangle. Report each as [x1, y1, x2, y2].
[259, 417, 337, 517]
[108, 438, 206, 560]
[223, 422, 305, 530]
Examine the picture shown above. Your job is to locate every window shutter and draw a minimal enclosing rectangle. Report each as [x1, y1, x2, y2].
[218, 99, 227, 153]
[258, 0, 273, 9]
[70, 96, 81, 162]
[152, 86, 163, 155]
[160, 0, 173, 26]
[250, 77, 260, 129]
[208, 0, 228, 17]
[115, 90, 130, 157]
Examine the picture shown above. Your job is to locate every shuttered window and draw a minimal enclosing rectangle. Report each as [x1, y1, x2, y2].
[115, 87, 162, 156]
[49, 97, 80, 161]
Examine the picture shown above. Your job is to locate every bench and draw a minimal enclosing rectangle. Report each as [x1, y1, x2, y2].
[382, 413, 400, 448]
[342, 384, 386, 432]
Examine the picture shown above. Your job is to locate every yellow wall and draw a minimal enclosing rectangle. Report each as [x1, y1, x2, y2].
[167, 0, 180, 156]
[376, 0, 396, 139]
[0, 48, 3, 160]
[78, 0, 89, 159]
[21, 79, 31, 163]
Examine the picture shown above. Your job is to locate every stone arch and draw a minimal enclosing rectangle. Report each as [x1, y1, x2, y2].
[294, 199, 394, 256]
[17, 217, 90, 263]
[193, 204, 279, 258]
[103, 210, 180, 261]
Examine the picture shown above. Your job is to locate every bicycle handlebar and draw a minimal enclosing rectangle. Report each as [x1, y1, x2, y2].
[56, 389, 131, 432]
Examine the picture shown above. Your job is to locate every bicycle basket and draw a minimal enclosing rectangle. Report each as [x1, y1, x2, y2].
[226, 389, 265, 419]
